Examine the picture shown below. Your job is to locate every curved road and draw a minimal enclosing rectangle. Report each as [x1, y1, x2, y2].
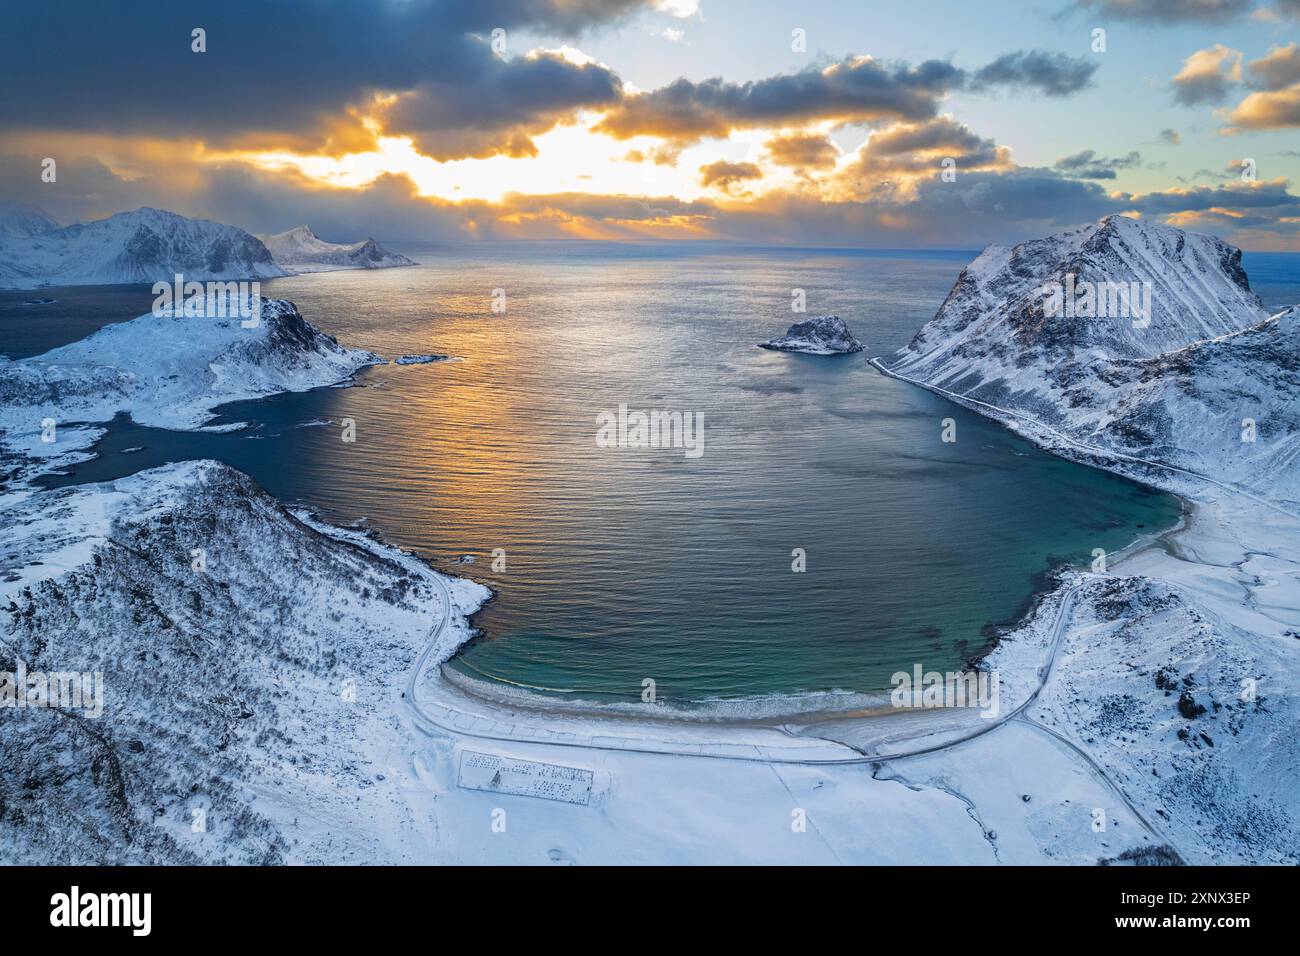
[403, 574, 1080, 766]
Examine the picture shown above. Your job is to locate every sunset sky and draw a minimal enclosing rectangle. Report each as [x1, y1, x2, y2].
[2, 0, 1299, 248]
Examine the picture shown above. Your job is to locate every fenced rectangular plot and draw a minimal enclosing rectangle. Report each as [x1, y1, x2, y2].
[457, 751, 593, 805]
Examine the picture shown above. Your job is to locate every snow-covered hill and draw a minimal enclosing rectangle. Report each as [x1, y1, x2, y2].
[0, 298, 380, 487]
[0, 207, 286, 290]
[0, 460, 490, 863]
[885, 215, 1298, 504]
[257, 225, 415, 273]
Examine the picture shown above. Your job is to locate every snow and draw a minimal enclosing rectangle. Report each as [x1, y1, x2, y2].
[759, 315, 864, 354]
[0, 207, 286, 290]
[2, 212, 1295, 864]
[256, 225, 415, 274]
[0, 297, 380, 487]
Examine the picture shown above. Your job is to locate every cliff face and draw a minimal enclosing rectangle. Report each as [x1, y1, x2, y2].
[886, 215, 1298, 505]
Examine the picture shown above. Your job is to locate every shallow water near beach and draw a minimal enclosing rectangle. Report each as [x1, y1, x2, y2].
[3, 242, 1211, 714]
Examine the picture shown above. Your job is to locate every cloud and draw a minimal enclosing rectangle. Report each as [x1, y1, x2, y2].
[0, 0, 655, 159]
[826, 117, 1013, 202]
[1255, 0, 1300, 19]
[1122, 177, 1300, 214]
[968, 50, 1098, 97]
[1246, 43, 1300, 90]
[698, 159, 763, 191]
[1074, 0, 1254, 21]
[764, 132, 841, 170]
[594, 56, 965, 143]
[379, 46, 624, 160]
[1171, 44, 1243, 105]
[1159, 128, 1183, 144]
[596, 49, 1095, 148]
[652, 0, 700, 15]
[1218, 44, 1300, 131]
[1054, 149, 1143, 179]
[1226, 86, 1300, 129]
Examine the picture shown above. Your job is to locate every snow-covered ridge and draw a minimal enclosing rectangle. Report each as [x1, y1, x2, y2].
[257, 225, 415, 273]
[877, 215, 1300, 864]
[886, 214, 1298, 504]
[0, 460, 490, 863]
[0, 207, 286, 290]
[0, 298, 380, 487]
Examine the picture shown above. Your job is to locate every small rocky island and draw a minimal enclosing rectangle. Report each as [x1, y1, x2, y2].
[393, 354, 451, 365]
[759, 315, 864, 355]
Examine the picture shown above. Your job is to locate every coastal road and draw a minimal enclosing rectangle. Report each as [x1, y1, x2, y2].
[403, 570, 1081, 767]
[403, 574, 1176, 852]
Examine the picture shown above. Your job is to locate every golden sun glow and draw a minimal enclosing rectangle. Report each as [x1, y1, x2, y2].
[212, 114, 856, 205]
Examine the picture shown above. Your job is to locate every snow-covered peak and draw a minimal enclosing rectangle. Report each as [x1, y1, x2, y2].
[891, 215, 1269, 389]
[0, 207, 286, 290]
[0, 201, 59, 239]
[885, 217, 1300, 505]
[256, 225, 416, 273]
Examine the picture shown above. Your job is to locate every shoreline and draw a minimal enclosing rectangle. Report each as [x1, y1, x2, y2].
[430, 430, 1191, 735]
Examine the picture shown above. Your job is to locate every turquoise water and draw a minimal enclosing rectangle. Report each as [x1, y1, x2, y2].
[1, 243, 1208, 713]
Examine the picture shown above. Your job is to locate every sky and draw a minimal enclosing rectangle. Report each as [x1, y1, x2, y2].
[1, 0, 1298, 248]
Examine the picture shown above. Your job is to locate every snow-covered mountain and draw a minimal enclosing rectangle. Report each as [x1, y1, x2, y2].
[256, 225, 415, 273]
[0, 201, 59, 239]
[0, 298, 380, 488]
[885, 215, 1298, 503]
[0, 460, 489, 863]
[0, 207, 286, 290]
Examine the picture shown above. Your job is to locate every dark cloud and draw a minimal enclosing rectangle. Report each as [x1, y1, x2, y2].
[0, 0, 649, 158]
[1054, 149, 1143, 179]
[1073, 0, 1254, 22]
[594, 57, 965, 143]
[969, 50, 1098, 97]
[381, 47, 623, 160]
[1122, 179, 1300, 214]
[596, 49, 1093, 147]
[1159, 128, 1183, 144]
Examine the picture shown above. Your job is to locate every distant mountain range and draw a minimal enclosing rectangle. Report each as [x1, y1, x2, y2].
[0, 206, 286, 289]
[256, 225, 415, 272]
[0, 205, 414, 289]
